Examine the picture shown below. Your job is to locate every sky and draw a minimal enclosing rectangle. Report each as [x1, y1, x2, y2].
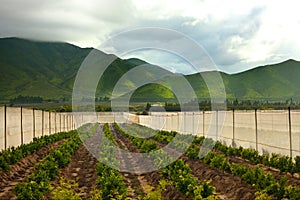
[0, 0, 300, 74]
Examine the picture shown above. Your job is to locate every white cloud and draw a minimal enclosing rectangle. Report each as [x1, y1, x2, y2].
[0, 0, 300, 74]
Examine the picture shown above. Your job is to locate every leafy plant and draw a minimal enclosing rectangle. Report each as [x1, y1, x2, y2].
[51, 178, 82, 200]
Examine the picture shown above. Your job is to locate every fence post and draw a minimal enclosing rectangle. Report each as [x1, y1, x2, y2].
[183, 112, 185, 134]
[177, 112, 179, 133]
[54, 112, 56, 133]
[255, 109, 258, 151]
[60, 114, 62, 132]
[42, 110, 44, 136]
[21, 106, 23, 145]
[4, 105, 7, 149]
[49, 112, 51, 135]
[33, 108, 35, 138]
[288, 107, 292, 158]
[72, 114, 74, 130]
[64, 115, 65, 132]
[203, 110, 205, 136]
[232, 109, 235, 147]
[192, 112, 195, 135]
[216, 110, 218, 140]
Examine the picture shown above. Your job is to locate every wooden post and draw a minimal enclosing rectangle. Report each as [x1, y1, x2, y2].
[216, 110, 218, 140]
[4, 105, 7, 149]
[42, 110, 44, 136]
[232, 109, 235, 147]
[49, 112, 51, 135]
[72, 115, 74, 130]
[54, 112, 56, 133]
[21, 106, 23, 145]
[202, 110, 205, 136]
[60, 114, 62, 132]
[192, 112, 195, 135]
[33, 108, 35, 138]
[255, 109, 258, 151]
[288, 107, 292, 158]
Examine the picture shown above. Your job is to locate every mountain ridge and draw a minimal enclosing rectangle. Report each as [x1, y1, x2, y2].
[0, 37, 299, 102]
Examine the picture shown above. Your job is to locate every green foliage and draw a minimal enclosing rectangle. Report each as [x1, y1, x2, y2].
[0, 131, 71, 172]
[15, 181, 49, 200]
[89, 187, 102, 200]
[186, 144, 200, 160]
[143, 180, 170, 200]
[3, 38, 300, 103]
[96, 165, 128, 200]
[51, 178, 82, 200]
[284, 185, 300, 200]
[10, 95, 43, 104]
[95, 124, 128, 199]
[161, 159, 215, 198]
[14, 131, 81, 200]
[115, 123, 215, 199]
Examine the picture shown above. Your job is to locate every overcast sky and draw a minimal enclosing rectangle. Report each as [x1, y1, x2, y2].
[1, 0, 300, 74]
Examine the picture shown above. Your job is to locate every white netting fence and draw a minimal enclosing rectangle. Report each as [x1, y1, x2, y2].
[0, 106, 76, 150]
[134, 110, 300, 158]
[1, 106, 300, 158]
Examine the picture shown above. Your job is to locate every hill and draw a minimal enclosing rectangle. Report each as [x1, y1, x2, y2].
[1, 37, 300, 103]
[129, 59, 300, 101]
[0, 38, 152, 102]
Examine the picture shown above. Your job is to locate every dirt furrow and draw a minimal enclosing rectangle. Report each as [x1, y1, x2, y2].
[45, 130, 102, 200]
[149, 138, 256, 199]
[110, 124, 188, 199]
[110, 124, 146, 199]
[224, 153, 300, 187]
[0, 139, 67, 199]
[182, 156, 256, 200]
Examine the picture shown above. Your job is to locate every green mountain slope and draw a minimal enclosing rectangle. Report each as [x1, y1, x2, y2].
[1, 37, 300, 103]
[0, 37, 92, 100]
[228, 59, 300, 99]
[130, 59, 300, 101]
[0, 38, 149, 101]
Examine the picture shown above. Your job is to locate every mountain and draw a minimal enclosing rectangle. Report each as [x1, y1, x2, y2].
[0, 37, 157, 102]
[128, 59, 300, 101]
[0, 37, 91, 101]
[1, 37, 300, 103]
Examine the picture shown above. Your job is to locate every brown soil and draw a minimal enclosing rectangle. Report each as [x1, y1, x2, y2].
[110, 125, 188, 199]
[151, 138, 256, 199]
[182, 156, 256, 200]
[224, 153, 300, 187]
[0, 139, 66, 199]
[45, 131, 101, 200]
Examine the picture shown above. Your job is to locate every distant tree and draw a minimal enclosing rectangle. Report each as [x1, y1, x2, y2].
[10, 95, 43, 104]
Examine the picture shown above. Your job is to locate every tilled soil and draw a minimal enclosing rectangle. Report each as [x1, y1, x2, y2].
[0, 139, 67, 199]
[182, 156, 256, 200]
[224, 153, 300, 187]
[152, 139, 256, 199]
[110, 125, 190, 200]
[45, 131, 101, 200]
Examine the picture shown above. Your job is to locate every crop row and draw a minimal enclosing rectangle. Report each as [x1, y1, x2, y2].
[95, 123, 128, 199]
[122, 123, 300, 199]
[113, 123, 216, 199]
[0, 131, 72, 172]
[14, 130, 82, 199]
[123, 123, 300, 175]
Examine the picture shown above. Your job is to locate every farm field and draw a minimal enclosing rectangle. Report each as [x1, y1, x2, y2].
[1, 123, 300, 200]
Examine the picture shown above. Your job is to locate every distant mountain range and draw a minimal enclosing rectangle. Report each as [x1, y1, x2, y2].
[0, 37, 300, 103]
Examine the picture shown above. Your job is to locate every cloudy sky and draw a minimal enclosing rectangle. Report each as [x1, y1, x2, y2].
[1, 0, 300, 74]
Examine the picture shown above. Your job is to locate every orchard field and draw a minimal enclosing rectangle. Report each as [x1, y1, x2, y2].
[1, 123, 300, 200]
